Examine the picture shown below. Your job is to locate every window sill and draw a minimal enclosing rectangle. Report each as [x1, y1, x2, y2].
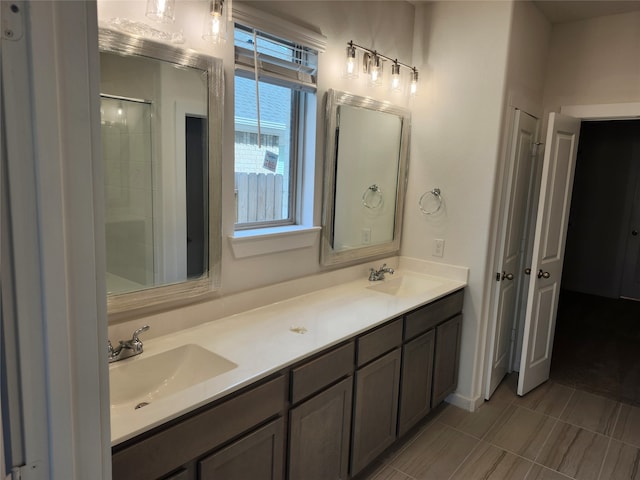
[228, 225, 321, 258]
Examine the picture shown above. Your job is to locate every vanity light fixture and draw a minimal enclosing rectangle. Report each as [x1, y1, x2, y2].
[145, 0, 176, 23]
[203, 0, 229, 44]
[344, 41, 418, 95]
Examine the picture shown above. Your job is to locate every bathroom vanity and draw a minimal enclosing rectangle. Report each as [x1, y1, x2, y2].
[110, 271, 464, 480]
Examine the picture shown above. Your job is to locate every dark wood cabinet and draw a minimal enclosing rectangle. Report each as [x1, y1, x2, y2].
[112, 289, 464, 480]
[351, 348, 402, 476]
[111, 375, 287, 480]
[289, 377, 353, 480]
[198, 418, 284, 480]
[398, 329, 435, 436]
[432, 314, 463, 406]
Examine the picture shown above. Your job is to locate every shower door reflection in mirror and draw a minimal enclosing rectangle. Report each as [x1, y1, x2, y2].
[101, 95, 155, 293]
[99, 29, 222, 314]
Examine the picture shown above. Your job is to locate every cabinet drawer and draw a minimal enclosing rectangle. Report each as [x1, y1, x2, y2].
[404, 289, 464, 340]
[291, 342, 355, 404]
[357, 318, 402, 367]
[112, 375, 287, 480]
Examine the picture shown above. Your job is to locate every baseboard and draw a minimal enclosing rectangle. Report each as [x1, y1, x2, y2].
[445, 391, 485, 412]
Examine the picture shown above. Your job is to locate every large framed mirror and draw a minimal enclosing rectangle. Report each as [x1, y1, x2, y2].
[99, 29, 222, 314]
[321, 90, 411, 267]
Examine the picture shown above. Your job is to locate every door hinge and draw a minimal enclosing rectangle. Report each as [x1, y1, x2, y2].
[511, 328, 517, 342]
[496, 272, 501, 282]
[1, 1, 25, 42]
[10, 461, 43, 480]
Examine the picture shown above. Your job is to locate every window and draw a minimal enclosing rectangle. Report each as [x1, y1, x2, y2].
[233, 24, 318, 229]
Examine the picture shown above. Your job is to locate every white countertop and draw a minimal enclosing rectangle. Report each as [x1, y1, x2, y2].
[109, 266, 467, 446]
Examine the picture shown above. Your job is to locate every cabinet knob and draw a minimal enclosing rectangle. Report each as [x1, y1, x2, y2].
[632, 230, 638, 236]
[501, 271, 514, 281]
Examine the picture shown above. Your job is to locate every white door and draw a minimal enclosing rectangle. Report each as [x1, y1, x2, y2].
[517, 113, 581, 396]
[485, 110, 538, 399]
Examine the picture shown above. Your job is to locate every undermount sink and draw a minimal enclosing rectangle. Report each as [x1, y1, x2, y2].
[110, 344, 237, 410]
[367, 273, 443, 298]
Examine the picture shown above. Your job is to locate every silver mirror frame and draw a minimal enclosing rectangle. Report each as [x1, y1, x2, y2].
[320, 89, 411, 267]
[99, 29, 223, 315]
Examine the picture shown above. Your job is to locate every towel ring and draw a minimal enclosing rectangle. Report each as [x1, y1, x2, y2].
[363, 184, 384, 209]
[419, 188, 442, 215]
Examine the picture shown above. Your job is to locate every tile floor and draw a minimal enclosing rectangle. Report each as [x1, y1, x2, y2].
[362, 376, 640, 480]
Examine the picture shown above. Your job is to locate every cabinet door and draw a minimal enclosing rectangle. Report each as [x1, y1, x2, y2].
[398, 329, 435, 436]
[289, 377, 353, 480]
[198, 418, 284, 480]
[432, 314, 462, 406]
[351, 348, 401, 476]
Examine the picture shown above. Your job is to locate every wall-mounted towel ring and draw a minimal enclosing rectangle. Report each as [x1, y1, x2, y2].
[419, 188, 442, 215]
[362, 184, 384, 209]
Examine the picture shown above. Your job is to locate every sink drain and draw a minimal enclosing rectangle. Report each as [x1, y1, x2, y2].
[135, 402, 150, 410]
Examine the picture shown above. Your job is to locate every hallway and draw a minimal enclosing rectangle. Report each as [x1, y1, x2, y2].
[362, 375, 640, 479]
[550, 290, 640, 407]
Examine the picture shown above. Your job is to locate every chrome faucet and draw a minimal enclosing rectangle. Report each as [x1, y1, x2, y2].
[368, 263, 395, 281]
[108, 325, 150, 363]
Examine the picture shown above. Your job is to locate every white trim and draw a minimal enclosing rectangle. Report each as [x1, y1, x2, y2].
[561, 102, 640, 120]
[228, 226, 320, 258]
[2, 2, 111, 478]
[232, 2, 327, 53]
[445, 392, 484, 412]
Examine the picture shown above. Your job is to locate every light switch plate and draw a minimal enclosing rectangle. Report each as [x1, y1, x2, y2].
[433, 238, 444, 257]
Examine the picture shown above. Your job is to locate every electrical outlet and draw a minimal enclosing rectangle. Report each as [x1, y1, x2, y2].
[361, 227, 371, 244]
[433, 238, 445, 257]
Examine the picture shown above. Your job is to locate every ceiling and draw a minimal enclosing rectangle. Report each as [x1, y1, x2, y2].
[532, 1, 640, 24]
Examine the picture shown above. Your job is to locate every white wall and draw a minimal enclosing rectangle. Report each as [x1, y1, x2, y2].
[401, 1, 513, 407]
[97, 1, 416, 297]
[221, 0, 416, 293]
[543, 11, 640, 112]
[540, 11, 640, 296]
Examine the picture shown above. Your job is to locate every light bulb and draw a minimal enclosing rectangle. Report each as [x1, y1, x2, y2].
[203, 0, 226, 44]
[410, 69, 419, 96]
[347, 57, 355, 75]
[344, 43, 359, 79]
[146, 0, 175, 23]
[391, 62, 401, 91]
[369, 54, 383, 87]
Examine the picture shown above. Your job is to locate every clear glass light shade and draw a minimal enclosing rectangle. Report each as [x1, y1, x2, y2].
[410, 70, 419, 96]
[146, 0, 175, 23]
[344, 45, 359, 78]
[368, 55, 383, 87]
[391, 63, 401, 91]
[202, 0, 227, 44]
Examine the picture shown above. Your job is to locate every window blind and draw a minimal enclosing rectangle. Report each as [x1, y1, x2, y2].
[234, 24, 318, 92]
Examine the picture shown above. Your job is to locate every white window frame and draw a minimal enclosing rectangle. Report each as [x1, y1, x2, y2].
[231, 4, 326, 242]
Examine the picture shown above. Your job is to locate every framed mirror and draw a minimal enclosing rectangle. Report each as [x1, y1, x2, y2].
[321, 90, 411, 267]
[99, 29, 222, 314]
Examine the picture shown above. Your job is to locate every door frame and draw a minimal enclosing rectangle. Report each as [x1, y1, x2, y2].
[484, 108, 540, 400]
[482, 101, 640, 400]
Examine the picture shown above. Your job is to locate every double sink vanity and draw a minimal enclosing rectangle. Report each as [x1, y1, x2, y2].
[99, 20, 466, 480]
[109, 264, 466, 480]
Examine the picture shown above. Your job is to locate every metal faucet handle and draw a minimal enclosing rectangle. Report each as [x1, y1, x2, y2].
[131, 325, 150, 342]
